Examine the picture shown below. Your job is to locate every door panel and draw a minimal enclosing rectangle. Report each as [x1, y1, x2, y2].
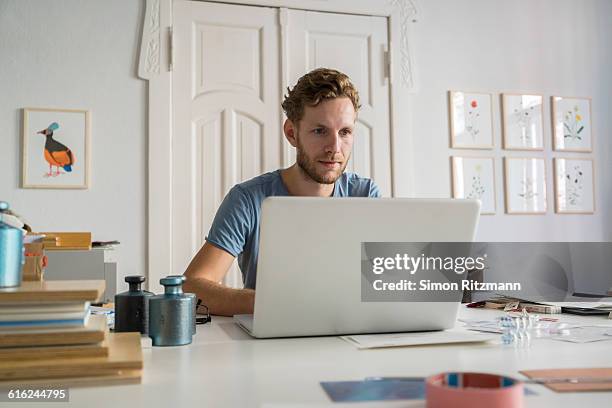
[172, 2, 393, 289]
[349, 120, 373, 176]
[195, 24, 264, 99]
[173, 1, 280, 287]
[284, 9, 392, 196]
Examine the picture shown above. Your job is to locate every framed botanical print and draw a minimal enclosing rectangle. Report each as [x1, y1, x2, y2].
[449, 91, 494, 149]
[551, 96, 592, 152]
[554, 158, 595, 214]
[504, 157, 547, 214]
[451, 156, 496, 214]
[22, 107, 91, 189]
[502, 93, 544, 150]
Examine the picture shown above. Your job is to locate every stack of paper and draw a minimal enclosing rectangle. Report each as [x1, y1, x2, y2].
[0, 314, 109, 361]
[0, 302, 90, 329]
[0, 332, 142, 386]
[0, 280, 142, 386]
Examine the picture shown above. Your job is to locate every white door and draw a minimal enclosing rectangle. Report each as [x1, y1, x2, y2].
[172, 1, 393, 288]
[283, 9, 393, 196]
[173, 1, 281, 287]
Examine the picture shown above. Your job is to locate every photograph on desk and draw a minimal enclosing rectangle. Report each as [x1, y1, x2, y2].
[1, 0, 612, 406]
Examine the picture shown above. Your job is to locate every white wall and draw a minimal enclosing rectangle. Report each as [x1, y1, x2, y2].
[0, 0, 147, 287]
[1, 0, 610, 292]
[408, 0, 612, 241]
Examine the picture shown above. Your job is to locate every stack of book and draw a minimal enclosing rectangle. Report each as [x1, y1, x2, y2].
[38, 232, 92, 251]
[0, 280, 142, 386]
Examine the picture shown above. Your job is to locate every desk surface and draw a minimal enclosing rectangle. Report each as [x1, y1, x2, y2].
[21, 307, 612, 407]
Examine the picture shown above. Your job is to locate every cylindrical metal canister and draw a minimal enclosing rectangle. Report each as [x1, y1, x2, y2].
[148, 275, 196, 346]
[0, 202, 24, 288]
[114, 276, 154, 334]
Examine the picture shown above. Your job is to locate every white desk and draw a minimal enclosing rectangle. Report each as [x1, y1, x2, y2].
[23, 307, 612, 407]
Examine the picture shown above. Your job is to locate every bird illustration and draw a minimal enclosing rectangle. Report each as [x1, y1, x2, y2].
[36, 122, 76, 177]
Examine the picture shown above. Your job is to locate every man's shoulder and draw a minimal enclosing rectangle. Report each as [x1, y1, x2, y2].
[339, 172, 380, 197]
[232, 170, 283, 197]
[342, 172, 373, 185]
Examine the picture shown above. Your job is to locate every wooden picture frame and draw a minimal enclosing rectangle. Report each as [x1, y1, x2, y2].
[22, 107, 91, 189]
[449, 91, 494, 149]
[554, 158, 595, 214]
[551, 96, 593, 152]
[451, 156, 496, 215]
[503, 157, 547, 214]
[501, 93, 544, 151]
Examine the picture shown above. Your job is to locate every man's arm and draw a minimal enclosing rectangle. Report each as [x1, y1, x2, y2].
[183, 242, 255, 316]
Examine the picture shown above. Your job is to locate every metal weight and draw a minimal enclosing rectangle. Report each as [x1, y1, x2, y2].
[148, 275, 196, 346]
[114, 276, 154, 334]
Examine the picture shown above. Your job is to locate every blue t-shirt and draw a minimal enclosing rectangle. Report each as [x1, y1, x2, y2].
[206, 170, 380, 289]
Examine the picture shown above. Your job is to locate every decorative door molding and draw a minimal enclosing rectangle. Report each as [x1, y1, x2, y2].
[138, 0, 162, 78]
[139, 0, 419, 291]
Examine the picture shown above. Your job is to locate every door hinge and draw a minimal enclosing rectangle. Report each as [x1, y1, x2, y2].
[384, 47, 391, 81]
[279, 7, 288, 27]
[168, 27, 174, 72]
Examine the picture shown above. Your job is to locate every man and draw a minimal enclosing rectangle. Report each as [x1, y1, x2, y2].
[183, 68, 380, 316]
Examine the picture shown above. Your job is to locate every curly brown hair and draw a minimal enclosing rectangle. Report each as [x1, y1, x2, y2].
[281, 68, 361, 124]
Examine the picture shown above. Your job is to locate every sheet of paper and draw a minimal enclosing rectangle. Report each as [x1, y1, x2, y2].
[321, 379, 425, 402]
[262, 403, 416, 408]
[341, 329, 495, 349]
[459, 318, 503, 333]
[521, 368, 612, 393]
[550, 326, 612, 343]
[319, 379, 536, 402]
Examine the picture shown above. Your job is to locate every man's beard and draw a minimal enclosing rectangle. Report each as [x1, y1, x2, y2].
[295, 137, 349, 185]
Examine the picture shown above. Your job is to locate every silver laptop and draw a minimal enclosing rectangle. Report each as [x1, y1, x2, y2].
[235, 197, 480, 338]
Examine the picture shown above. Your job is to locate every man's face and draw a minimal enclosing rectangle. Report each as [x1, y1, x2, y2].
[291, 97, 356, 184]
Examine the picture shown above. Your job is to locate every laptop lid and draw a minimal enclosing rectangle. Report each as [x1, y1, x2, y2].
[251, 198, 480, 338]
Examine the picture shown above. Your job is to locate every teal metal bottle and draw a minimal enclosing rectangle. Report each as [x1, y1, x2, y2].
[148, 275, 196, 346]
[0, 202, 24, 288]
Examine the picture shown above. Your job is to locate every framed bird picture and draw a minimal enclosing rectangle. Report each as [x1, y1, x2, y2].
[22, 107, 91, 189]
